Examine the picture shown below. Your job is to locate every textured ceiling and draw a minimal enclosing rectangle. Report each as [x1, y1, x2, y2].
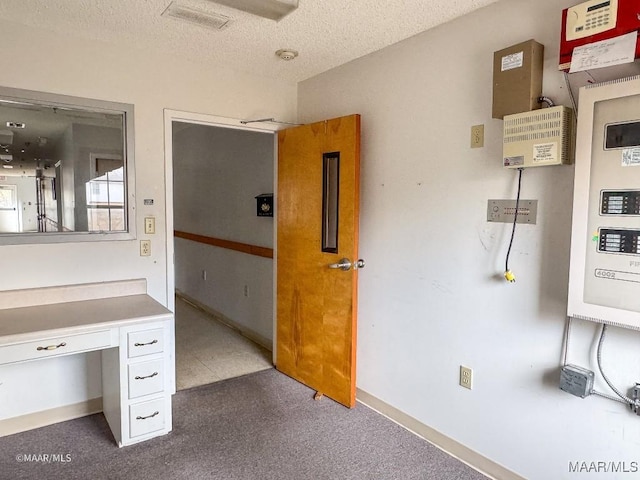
[0, 0, 499, 83]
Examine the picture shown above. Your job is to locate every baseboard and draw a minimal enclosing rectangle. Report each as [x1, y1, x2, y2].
[356, 389, 525, 480]
[0, 397, 103, 437]
[175, 291, 273, 352]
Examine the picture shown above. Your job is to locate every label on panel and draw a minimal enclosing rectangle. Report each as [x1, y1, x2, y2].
[501, 52, 523, 71]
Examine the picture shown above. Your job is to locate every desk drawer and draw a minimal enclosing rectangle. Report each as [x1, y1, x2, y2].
[129, 398, 166, 438]
[0, 330, 112, 365]
[127, 329, 164, 358]
[128, 359, 164, 399]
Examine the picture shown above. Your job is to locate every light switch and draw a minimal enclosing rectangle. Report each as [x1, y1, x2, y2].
[144, 217, 155, 235]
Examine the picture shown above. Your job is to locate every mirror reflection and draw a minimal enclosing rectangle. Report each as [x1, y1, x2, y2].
[0, 89, 132, 239]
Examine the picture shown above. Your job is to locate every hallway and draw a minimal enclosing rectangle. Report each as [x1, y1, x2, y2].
[175, 295, 272, 390]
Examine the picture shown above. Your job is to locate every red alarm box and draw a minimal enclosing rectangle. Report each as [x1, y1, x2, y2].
[559, 0, 640, 71]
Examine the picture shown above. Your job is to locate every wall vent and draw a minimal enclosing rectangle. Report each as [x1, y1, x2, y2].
[205, 0, 298, 21]
[162, 2, 232, 30]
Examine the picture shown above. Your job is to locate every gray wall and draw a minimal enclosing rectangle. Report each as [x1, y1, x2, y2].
[299, 0, 640, 478]
[173, 124, 274, 344]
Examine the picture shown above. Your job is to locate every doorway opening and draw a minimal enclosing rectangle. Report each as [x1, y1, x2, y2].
[166, 112, 279, 390]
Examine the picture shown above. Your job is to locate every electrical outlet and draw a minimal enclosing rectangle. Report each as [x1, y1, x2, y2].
[244, 285, 249, 297]
[471, 124, 484, 148]
[460, 366, 473, 389]
[140, 240, 151, 256]
[202, 270, 207, 281]
[144, 217, 155, 235]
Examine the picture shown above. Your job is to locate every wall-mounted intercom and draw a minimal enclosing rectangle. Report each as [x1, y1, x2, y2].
[559, 0, 640, 71]
[503, 106, 574, 168]
[568, 75, 640, 329]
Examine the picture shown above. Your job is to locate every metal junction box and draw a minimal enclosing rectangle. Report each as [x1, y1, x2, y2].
[492, 40, 544, 119]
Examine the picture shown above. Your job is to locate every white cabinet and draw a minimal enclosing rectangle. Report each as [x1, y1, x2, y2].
[0, 281, 175, 448]
[127, 328, 164, 358]
[102, 319, 173, 447]
[128, 359, 164, 399]
[0, 329, 111, 365]
[129, 398, 167, 438]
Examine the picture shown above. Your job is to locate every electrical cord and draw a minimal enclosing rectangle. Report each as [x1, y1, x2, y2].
[562, 316, 572, 366]
[591, 389, 630, 405]
[563, 72, 578, 114]
[504, 167, 523, 282]
[596, 323, 633, 405]
[538, 96, 555, 108]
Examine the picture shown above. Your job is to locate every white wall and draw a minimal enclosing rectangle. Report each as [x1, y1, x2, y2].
[0, 19, 295, 418]
[173, 124, 274, 343]
[299, 0, 640, 479]
[0, 175, 37, 232]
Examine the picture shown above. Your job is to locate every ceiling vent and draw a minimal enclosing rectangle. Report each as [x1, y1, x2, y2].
[162, 2, 232, 30]
[206, 0, 298, 21]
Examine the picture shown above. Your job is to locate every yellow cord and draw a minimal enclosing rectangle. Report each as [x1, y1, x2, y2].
[504, 270, 516, 283]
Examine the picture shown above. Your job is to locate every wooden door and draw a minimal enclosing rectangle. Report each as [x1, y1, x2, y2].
[276, 114, 361, 408]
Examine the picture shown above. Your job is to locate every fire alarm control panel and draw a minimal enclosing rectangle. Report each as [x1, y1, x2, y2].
[568, 75, 640, 329]
[559, 0, 640, 71]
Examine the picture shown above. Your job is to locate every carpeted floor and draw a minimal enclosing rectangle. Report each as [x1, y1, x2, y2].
[0, 369, 489, 480]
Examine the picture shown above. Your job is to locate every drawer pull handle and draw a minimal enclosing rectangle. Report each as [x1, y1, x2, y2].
[37, 342, 67, 351]
[134, 371, 159, 380]
[134, 339, 158, 347]
[136, 411, 159, 420]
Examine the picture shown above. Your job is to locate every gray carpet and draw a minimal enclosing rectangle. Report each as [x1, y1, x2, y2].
[0, 369, 488, 480]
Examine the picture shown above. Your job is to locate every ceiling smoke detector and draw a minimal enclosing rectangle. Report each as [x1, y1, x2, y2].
[276, 49, 298, 61]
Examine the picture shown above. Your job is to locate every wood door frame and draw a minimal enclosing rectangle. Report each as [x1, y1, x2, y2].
[163, 109, 281, 362]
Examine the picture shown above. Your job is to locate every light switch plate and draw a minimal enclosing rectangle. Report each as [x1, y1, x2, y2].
[144, 217, 155, 235]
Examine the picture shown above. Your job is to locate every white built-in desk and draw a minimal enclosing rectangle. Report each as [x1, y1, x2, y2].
[0, 279, 174, 447]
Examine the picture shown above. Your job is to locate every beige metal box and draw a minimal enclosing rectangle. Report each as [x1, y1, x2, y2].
[502, 105, 574, 168]
[492, 40, 544, 119]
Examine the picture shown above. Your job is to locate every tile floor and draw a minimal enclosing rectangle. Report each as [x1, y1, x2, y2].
[175, 296, 273, 390]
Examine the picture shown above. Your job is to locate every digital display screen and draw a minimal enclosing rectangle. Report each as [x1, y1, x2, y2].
[601, 191, 640, 215]
[588, 1, 610, 12]
[598, 228, 640, 255]
[605, 121, 640, 149]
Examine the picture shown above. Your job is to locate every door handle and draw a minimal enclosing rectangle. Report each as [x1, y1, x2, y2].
[329, 258, 352, 271]
[328, 258, 365, 271]
[353, 259, 365, 270]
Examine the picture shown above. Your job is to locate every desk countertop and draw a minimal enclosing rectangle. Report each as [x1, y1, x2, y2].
[0, 294, 172, 345]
